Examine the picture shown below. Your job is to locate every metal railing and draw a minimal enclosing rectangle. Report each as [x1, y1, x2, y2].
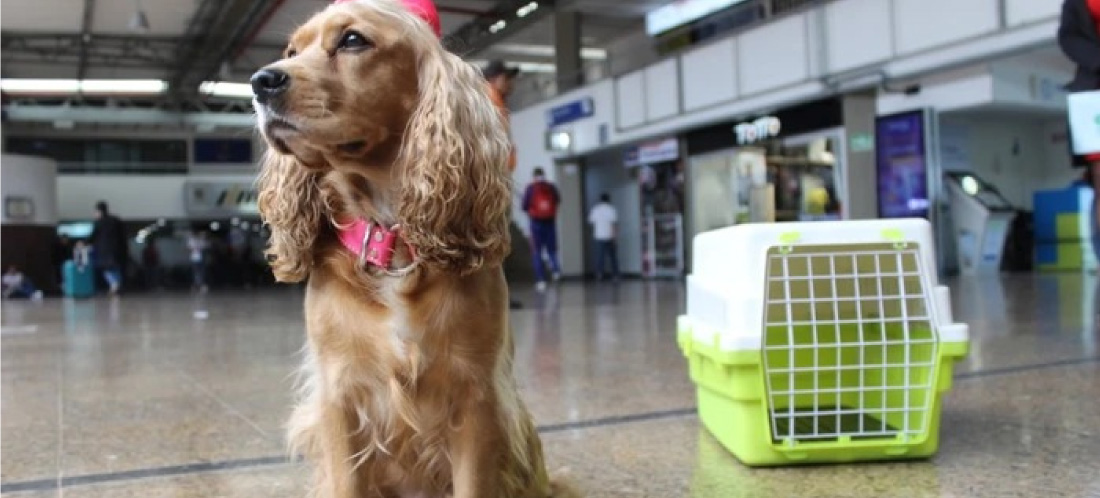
[57, 161, 192, 174]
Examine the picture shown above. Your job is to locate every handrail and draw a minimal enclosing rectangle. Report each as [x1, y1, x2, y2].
[57, 161, 193, 174]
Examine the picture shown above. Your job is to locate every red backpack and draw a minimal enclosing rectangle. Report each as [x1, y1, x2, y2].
[528, 182, 558, 220]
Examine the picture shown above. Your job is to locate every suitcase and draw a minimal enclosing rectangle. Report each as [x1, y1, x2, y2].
[63, 260, 95, 298]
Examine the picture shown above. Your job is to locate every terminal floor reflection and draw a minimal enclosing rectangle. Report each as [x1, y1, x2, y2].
[2, 275, 1098, 497]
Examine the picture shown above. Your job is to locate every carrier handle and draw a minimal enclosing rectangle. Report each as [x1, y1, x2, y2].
[880, 228, 909, 250]
[777, 231, 801, 254]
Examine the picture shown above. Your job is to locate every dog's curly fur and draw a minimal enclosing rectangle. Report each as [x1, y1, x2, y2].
[253, 1, 579, 496]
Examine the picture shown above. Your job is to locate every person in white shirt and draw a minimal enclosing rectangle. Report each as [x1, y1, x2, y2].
[588, 193, 620, 281]
[188, 231, 210, 293]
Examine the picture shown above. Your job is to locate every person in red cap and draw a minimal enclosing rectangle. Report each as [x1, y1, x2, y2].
[483, 60, 520, 173]
[481, 60, 526, 309]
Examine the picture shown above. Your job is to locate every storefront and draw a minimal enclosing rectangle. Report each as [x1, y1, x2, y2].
[683, 97, 847, 260]
[577, 136, 686, 279]
[624, 137, 686, 278]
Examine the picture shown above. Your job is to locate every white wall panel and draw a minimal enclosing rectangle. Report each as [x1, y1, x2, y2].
[990, 62, 1071, 112]
[644, 58, 680, 121]
[1, 155, 58, 225]
[57, 174, 257, 220]
[681, 38, 738, 111]
[1005, 0, 1060, 26]
[824, 0, 893, 72]
[737, 14, 809, 95]
[615, 71, 646, 128]
[893, 0, 999, 54]
[876, 73, 995, 115]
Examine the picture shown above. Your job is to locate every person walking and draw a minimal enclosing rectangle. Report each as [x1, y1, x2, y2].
[142, 240, 161, 291]
[522, 167, 562, 292]
[1058, 0, 1100, 262]
[588, 193, 620, 281]
[90, 201, 127, 295]
[188, 231, 210, 293]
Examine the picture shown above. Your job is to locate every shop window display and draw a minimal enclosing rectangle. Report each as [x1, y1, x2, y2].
[638, 160, 686, 277]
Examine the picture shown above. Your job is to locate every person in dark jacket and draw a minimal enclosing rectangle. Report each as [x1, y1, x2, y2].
[90, 201, 127, 295]
[1059, 0, 1100, 93]
[1058, 0, 1100, 264]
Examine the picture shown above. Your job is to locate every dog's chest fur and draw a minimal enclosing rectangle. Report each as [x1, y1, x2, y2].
[301, 268, 460, 494]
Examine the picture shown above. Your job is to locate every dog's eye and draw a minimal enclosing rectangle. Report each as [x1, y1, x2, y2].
[285, 47, 297, 58]
[337, 30, 372, 51]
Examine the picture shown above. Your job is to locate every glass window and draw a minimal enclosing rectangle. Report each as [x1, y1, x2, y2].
[4, 137, 188, 174]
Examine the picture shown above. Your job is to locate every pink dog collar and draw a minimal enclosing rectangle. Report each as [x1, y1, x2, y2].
[338, 219, 416, 273]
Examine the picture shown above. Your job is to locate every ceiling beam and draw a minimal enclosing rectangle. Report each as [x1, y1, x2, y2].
[77, 0, 97, 80]
[0, 33, 287, 73]
[446, 0, 558, 57]
[4, 104, 255, 128]
[167, 0, 285, 103]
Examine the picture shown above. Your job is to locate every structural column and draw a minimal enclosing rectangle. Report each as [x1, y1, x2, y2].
[554, 10, 583, 92]
[1, 154, 60, 294]
[840, 91, 878, 220]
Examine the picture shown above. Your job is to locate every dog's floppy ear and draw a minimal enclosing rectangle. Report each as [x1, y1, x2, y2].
[397, 46, 513, 275]
[257, 150, 328, 282]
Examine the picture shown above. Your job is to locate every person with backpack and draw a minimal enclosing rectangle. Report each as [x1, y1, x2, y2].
[522, 167, 562, 292]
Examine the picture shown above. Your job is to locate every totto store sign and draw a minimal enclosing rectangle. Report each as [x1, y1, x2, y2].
[733, 116, 781, 144]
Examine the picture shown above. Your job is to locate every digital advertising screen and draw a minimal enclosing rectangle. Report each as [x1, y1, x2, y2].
[875, 110, 931, 219]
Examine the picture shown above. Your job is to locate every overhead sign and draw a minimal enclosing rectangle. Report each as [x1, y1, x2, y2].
[624, 137, 680, 167]
[733, 116, 781, 144]
[546, 97, 594, 127]
[646, 0, 750, 36]
[184, 182, 259, 216]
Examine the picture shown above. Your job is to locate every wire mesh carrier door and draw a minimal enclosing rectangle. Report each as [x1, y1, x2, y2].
[761, 242, 937, 446]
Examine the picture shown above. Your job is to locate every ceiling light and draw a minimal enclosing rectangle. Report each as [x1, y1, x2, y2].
[0, 78, 166, 95]
[468, 60, 556, 73]
[490, 43, 607, 60]
[1, 79, 80, 93]
[198, 81, 253, 99]
[516, 2, 538, 17]
[489, 20, 507, 34]
[80, 79, 166, 93]
[129, 9, 150, 33]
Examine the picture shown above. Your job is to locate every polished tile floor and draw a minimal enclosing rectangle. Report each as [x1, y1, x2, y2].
[1, 274, 1098, 497]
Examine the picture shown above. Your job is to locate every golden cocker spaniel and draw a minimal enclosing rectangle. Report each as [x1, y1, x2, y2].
[251, 0, 579, 496]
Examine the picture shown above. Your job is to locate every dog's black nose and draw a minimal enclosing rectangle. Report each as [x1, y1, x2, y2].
[251, 68, 290, 103]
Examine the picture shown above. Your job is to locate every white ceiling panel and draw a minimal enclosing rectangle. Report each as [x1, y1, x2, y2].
[92, 0, 201, 36]
[1, 0, 84, 32]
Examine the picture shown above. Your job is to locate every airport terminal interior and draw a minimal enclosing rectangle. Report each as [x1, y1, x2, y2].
[1, 0, 1099, 496]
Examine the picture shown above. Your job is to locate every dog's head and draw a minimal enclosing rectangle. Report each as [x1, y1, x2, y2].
[254, 0, 512, 282]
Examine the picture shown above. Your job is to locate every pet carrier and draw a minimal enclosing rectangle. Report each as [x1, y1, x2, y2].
[678, 219, 968, 466]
